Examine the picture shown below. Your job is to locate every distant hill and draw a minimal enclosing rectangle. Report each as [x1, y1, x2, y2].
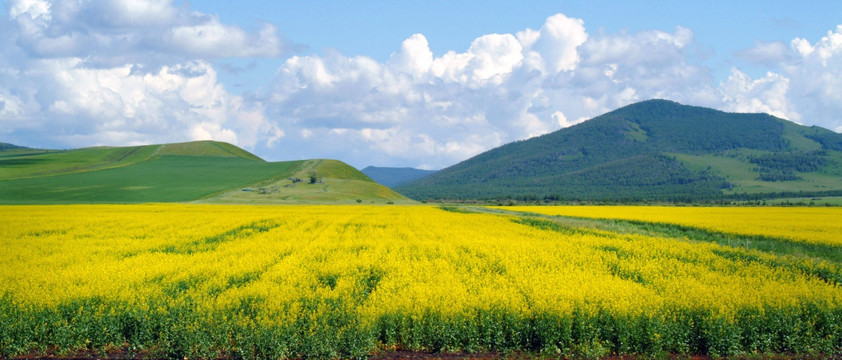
[0, 140, 410, 204]
[0, 142, 28, 151]
[361, 166, 437, 187]
[396, 100, 842, 202]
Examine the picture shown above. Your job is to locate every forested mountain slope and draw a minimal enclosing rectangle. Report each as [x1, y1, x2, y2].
[397, 100, 842, 202]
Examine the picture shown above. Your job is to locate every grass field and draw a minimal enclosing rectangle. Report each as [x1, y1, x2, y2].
[0, 141, 409, 204]
[1, 205, 840, 359]
[0, 145, 160, 180]
[670, 150, 842, 195]
[0, 156, 300, 203]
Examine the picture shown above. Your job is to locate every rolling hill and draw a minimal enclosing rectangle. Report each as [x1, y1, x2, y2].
[396, 99, 842, 202]
[0, 140, 410, 204]
[360, 166, 437, 187]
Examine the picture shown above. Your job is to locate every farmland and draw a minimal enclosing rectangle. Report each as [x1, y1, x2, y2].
[0, 141, 409, 205]
[1, 205, 840, 359]
[498, 206, 842, 246]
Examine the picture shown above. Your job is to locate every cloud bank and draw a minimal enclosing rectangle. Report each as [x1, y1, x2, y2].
[2, 2, 842, 169]
[1, 0, 285, 149]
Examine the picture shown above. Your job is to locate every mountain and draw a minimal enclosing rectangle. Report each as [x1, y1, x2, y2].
[396, 99, 842, 202]
[0, 140, 410, 204]
[361, 166, 437, 187]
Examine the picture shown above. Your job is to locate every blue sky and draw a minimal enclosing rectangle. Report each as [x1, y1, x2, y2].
[2, 0, 842, 169]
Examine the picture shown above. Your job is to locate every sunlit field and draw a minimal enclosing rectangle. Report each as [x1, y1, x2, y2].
[498, 206, 842, 246]
[1, 205, 840, 359]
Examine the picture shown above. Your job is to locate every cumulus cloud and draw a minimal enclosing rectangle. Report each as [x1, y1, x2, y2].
[3, 4, 842, 169]
[723, 25, 842, 130]
[0, 0, 286, 150]
[263, 16, 725, 168]
[261, 17, 842, 168]
[523, 13, 588, 73]
[5, 58, 281, 148]
[7, 0, 287, 62]
[720, 68, 795, 121]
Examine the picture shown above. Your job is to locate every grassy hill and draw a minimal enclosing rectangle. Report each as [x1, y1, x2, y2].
[201, 159, 412, 204]
[397, 100, 842, 202]
[0, 141, 409, 204]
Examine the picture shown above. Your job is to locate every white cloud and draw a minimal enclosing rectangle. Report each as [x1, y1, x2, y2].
[524, 13, 588, 73]
[389, 34, 433, 75]
[3, 5, 842, 170]
[720, 68, 795, 121]
[727, 24, 842, 130]
[165, 20, 283, 58]
[6, 0, 287, 60]
[0, 0, 288, 151]
[265, 14, 718, 168]
[9, 0, 51, 20]
[93, 0, 177, 27]
[737, 41, 791, 65]
[34, 59, 279, 148]
[261, 14, 749, 168]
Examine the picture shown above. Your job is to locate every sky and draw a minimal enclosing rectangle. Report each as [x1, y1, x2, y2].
[2, 1, 842, 170]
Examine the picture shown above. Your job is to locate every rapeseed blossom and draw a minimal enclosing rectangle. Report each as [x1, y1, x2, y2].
[0, 204, 839, 358]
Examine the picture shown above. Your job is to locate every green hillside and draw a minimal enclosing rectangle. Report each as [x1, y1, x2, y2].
[0, 142, 31, 151]
[0, 141, 409, 204]
[397, 100, 842, 202]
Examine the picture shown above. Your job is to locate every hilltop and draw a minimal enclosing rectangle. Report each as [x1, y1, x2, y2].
[0, 140, 409, 204]
[397, 100, 842, 202]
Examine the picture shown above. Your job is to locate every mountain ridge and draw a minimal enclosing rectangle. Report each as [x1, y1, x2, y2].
[396, 99, 842, 202]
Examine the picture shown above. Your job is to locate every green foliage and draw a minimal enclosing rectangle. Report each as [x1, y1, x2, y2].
[749, 151, 833, 182]
[749, 151, 829, 173]
[401, 153, 728, 202]
[2, 296, 839, 359]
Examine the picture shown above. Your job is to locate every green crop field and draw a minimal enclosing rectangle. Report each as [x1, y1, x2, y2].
[0, 156, 300, 204]
[0, 141, 409, 204]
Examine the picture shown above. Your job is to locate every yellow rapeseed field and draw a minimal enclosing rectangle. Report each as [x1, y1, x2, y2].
[1, 204, 840, 358]
[498, 206, 842, 246]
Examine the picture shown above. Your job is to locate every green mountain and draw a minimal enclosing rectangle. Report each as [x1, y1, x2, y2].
[360, 166, 437, 187]
[0, 140, 410, 204]
[396, 99, 842, 202]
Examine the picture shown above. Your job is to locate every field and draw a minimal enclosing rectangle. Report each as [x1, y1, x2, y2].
[497, 206, 842, 247]
[1, 205, 841, 359]
[0, 141, 409, 205]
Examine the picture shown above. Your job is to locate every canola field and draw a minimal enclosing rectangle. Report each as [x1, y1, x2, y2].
[1, 205, 841, 359]
[498, 206, 842, 246]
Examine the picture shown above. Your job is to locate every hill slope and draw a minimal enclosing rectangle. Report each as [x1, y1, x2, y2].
[200, 159, 411, 204]
[0, 141, 409, 204]
[397, 100, 842, 202]
[361, 166, 437, 187]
